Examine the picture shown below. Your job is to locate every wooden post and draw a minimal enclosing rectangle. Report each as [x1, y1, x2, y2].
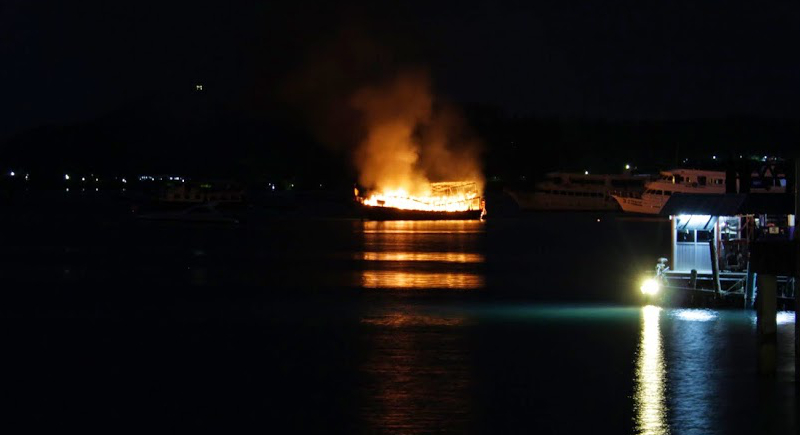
[689, 269, 698, 290]
[756, 274, 777, 375]
[709, 239, 721, 295]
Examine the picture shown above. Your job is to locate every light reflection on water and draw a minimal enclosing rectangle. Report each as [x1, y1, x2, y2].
[360, 307, 472, 434]
[359, 220, 484, 234]
[361, 271, 484, 289]
[635, 305, 669, 435]
[671, 308, 718, 322]
[357, 220, 485, 290]
[356, 251, 484, 263]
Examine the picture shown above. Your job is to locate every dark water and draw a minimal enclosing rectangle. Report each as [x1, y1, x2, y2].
[1, 199, 796, 433]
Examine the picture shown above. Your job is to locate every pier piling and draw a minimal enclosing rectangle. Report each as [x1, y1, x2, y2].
[708, 239, 721, 296]
[744, 263, 755, 309]
[756, 274, 777, 375]
[795, 158, 799, 381]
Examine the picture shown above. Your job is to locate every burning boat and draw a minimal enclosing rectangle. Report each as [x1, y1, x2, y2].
[356, 181, 485, 220]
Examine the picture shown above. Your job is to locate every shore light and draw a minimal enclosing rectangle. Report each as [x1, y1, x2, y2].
[625, 164, 630, 170]
[584, 170, 589, 175]
[65, 174, 70, 181]
[640, 278, 660, 295]
[9, 171, 15, 177]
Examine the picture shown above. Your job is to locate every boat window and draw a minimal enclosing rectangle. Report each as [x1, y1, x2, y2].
[675, 175, 684, 183]
[663, 190, 672, 196]
[656, 190, 663, 195]
[696, 230, 713, 242]
[697, 176, 707, 186]
[677, 230, 694, 242]
[547, 177, 562, 184]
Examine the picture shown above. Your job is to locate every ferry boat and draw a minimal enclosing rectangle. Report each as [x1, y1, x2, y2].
[507, 172, 651, 211]
[611, 168, 787, 215]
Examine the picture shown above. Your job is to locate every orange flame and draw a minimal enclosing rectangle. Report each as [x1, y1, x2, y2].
[358, 181, 483, 213]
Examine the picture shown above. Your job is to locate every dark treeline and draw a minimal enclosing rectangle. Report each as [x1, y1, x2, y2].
[1, 93, 798, 189]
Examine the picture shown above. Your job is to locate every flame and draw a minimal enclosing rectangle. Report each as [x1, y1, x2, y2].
[359, 182, 483, 212]
[349, 72, 484, 214]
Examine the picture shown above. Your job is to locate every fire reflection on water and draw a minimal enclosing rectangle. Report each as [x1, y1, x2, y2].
[361, 271, 483, 289]
[356, 251, 484, 263]
[356, 220, 485, 290]
[634, 305, 669, 435]
[360, 308, 472, 433]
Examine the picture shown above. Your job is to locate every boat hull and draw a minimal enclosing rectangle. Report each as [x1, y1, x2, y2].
[611, 195, 665, 214]
[358, 204, 483, 220]
[508, 191, 621, 211]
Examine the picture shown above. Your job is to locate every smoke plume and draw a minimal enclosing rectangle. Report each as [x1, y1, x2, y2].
[350, 70, 483, 196]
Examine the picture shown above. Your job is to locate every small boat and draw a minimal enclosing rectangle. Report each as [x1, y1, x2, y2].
[137, 202, 240, 224]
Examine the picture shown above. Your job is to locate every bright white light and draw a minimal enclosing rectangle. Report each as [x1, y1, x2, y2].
[712, 155, 717, 160]
[65, 174, 70, 181]
[81, 177, 86, 182]
[9, 171, 15, 177]
[584, 170, 589, 175]
[121, 178, 127, 183]
[641, 278, 660, 295]
[625, 164, 631, 170]
[673, 309, 717, 322]
[776, 311, 795, 325]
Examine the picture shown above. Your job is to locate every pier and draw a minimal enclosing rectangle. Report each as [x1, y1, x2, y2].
[654, 161, 800, 378]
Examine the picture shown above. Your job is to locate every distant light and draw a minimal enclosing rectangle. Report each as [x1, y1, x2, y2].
[65, 188, 69, 192]
[584, 171, 589, 175]
[625, 164, 630, 170]
[121, 178, 127, 184]
[24, 174, 29, 181]
[95, 178, 99, 182]
[712, 155, 716, 160]
[596, 218, 601, 223]
[196, 84, 203, 91]
[81, 177, 86, 182]
[95, 188, 99, 191]
[640, 278, 660, 295]
[291, 183, 294, 188]
[65, 174, 70, 181]
[9, 171, 15, 177]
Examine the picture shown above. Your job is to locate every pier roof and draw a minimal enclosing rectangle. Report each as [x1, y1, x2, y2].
[661, 193, 793, 217]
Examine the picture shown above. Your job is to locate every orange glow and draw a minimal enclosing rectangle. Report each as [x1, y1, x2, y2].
[361, 271, 483, 289]
[358, 181, 483, 213]
[356, 251, 484, 263]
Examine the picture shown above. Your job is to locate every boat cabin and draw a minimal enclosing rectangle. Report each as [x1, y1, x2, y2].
[661, 193, 794, 273]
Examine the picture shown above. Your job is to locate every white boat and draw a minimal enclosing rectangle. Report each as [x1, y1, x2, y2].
[612, 168, 787, 215]
[507, 172, 651, 211]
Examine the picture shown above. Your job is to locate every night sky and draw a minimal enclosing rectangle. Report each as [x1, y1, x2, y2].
[2, 1, 799, 174]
